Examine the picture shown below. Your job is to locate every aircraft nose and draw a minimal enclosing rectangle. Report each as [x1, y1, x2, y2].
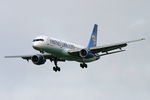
[32, 42, 39, 49]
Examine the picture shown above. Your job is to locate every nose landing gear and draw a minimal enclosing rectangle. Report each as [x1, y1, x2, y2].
[53, 60, 61, 72]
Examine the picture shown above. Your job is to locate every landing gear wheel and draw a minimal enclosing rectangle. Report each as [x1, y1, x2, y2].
[53, 66, 61, 72]
[80, 63, 88, 68]
[53, 67, 57, 72]
[84, 64, 87, 68]
[57, 67, 61, 71]
[53, 59, 61, 72]
[80, 64, 84, 68]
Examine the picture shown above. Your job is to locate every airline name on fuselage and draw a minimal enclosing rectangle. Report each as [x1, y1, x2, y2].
[50, 39, 76, 50]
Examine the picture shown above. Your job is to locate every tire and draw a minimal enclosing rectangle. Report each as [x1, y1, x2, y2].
[57, 67, 61, 71]
[84, 64, 87, 68]
[80, 64, 83, 68]
[53, 67, 57, 72]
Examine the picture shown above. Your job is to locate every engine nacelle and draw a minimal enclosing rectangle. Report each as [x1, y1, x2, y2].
[79, 49, 94, 58]
[31, 54, 46, 65]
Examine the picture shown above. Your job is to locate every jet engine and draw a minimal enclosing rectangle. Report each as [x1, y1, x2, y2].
[79, 49, 94, 58]
[31, 54, 46, 65]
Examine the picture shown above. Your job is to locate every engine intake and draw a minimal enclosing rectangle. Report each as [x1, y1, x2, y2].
[79, 49, 88, 58]
[79, 49, 95, 58]
[32, 54, 46, 65]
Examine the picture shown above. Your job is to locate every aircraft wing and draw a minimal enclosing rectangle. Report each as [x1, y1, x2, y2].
[5, 54, 65, 62]
[68, 38, 145, 55]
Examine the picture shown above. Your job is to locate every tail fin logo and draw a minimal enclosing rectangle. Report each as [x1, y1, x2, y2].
[92, 35, 96, 44]
[92, 35, 96, 40]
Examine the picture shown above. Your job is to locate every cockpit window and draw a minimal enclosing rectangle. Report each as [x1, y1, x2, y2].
[33, 39, 44, 42]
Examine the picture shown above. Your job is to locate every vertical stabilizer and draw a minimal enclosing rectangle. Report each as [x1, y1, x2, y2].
[87, 24, 98, 48]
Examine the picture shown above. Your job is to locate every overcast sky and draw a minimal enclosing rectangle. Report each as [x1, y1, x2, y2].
[0, 0, 150, 100]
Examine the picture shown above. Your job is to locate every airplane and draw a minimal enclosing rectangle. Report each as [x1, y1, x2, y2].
[5, 24, 145, 72]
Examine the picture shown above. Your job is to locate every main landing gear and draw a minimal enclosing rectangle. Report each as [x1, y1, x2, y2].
[53, 60, 61, 72]
[52, 59, 88, 72]
[80, 63, 88, 68]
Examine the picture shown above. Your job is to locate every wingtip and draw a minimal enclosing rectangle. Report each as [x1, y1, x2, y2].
[4, 56, 7, 58]
[141, 38, 145, 40]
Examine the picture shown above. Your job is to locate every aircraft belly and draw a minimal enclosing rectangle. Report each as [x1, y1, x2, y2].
[43, 46, 99, 63]
[43, 46, 73, 60]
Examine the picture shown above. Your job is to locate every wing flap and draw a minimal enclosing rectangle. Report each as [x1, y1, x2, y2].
[99, 50, 126, 56]
[89, 43, 127, 53]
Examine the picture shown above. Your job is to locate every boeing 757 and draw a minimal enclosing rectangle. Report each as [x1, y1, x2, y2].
[5, 24, 145, 72]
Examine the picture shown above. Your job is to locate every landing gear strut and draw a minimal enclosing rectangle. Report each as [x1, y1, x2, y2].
[80, 63, 88, 68]
[53, 60, 61, 72]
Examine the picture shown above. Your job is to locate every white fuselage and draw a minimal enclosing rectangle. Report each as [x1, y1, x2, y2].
[32, 36, 99, 62]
